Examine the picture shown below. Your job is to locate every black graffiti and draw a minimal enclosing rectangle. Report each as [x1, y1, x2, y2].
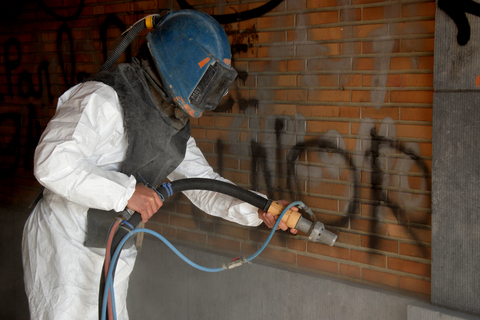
[4, 37, 22, 98]
[18, 61, 54, 103]
[242, 120, 430, 256]
[177, 0, 284, 24]
[37, 0, 85, 22]
[438, 0, 480, 46]
[57, 23, 76, 89]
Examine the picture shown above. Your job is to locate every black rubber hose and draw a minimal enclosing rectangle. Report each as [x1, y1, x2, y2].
[99, 178, 272, 317]
[100, 16, 155, 72]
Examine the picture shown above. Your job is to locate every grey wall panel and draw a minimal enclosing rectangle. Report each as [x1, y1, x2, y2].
[434, 8, 480, 91]
[431, 92, 480, 315]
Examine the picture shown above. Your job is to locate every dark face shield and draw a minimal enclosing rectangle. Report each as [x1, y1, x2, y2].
[189, 61, 238, 112]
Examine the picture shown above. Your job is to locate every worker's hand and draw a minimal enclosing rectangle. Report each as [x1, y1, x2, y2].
[258, 200, 298, 235]
[127, 184, 163, 222]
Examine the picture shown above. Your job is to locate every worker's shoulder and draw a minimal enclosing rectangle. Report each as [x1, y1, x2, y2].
[59, 81, 117, 104]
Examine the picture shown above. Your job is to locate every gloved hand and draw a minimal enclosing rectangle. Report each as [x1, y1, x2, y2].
[258, 199, 298, 234]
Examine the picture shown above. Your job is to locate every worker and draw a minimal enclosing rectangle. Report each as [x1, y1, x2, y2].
[22, 10, 297, 320]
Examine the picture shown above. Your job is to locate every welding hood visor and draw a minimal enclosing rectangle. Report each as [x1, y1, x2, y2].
[190, 61, 237, 112]
[146, 10, 237, 118]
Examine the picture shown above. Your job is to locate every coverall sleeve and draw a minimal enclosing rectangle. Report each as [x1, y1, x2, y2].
[34, 82, 136, 212]
[167, 137, 264, 227]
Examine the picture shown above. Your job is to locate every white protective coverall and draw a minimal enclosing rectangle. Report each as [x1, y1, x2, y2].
[22, 81, 263, 320]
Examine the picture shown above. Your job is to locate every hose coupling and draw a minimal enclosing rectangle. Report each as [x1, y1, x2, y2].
[223, 257, 248, 270]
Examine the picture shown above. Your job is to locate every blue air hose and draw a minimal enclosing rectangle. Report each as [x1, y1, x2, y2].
[101, 201, 304, 320]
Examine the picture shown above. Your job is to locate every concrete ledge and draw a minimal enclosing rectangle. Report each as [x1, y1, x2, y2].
[408, 302, 480, 320]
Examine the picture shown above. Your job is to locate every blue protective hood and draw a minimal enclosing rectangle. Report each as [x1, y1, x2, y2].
[146, 10, 237, 118]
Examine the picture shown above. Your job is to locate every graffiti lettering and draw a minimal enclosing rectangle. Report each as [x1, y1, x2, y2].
[4, 37, 21, 98]
[37, 0, 85, 22]
[57, 23, 76, 89]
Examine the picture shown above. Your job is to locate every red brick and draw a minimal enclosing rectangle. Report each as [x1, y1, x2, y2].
[351, 250, 386, 268]
[340, 74, 362, 87]
[402, 39, 435, 53]
[400, 243, 431, 259]
[361, 235, 398, 253]
[297, 11, 339, 25]
[352, 90, 388, 103]
[363, 74, 401, 87]
[392, 20, 435, 35]
[391, 90, 433, 104]
[362, 107, 399, 120]
[403, 2, 436, 17]
[287, 60, 305, 71]
[352, 24, 387, 38]
[308, 27, 344, 41]
[390, 56, 434, 70]
[337, 231, 361, 246]
[366, 5, 402, 20]
[297, 105, 340, 117]
[297, 255, 339, 274]
[208, 235, 241, 252]
[362, 268, 399, 287]
[131, 1, 157, 11]
[340, 42, 361, 55]
[353, 58, 374, 70]
[287, 89, 307, 101]
[351, 218, 387, 235]
[249, 60, 286, 72]
[250, 229, 286, 248]
[170, 216, 198, 230]
[308, 90, 350, 102]
[388, 257, 431, 277]
[287, 238, 306, 252]
[401, 107, 432, 121]
[177, 230, 206, 245]
[256, 15, 294, 29]
[401, 74, 433, 87]
[362, 40, 400, 54]
[257, 31, 286, 43]
[399, 276, 431, 295]
[307, 0, 338, 8]
[360, 203, 397, 221]
[340, 8, 361, 22]
[300, 74, 339, 87]
[308, 242, 350, 260]
[395, 124, 432, 139]
[387, 224, 431, 243]
[340, 264, 361, 278]
[215, 224, 249, 240]
[105, 3, 130, 14]
[340, 106, 360, 118]
[306, 120, 350, 134]
[260, 247, 297, 264]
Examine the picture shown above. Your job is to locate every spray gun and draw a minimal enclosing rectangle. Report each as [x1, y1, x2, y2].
[266, 201, 337, 246]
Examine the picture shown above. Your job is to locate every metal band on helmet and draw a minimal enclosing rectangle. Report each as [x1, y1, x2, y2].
[146, 10, 237, 118]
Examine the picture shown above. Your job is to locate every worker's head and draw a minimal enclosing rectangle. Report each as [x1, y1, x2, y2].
[146, 10, 237, 118]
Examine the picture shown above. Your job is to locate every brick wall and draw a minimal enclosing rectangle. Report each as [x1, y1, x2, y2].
[0, 0, 434, 296]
